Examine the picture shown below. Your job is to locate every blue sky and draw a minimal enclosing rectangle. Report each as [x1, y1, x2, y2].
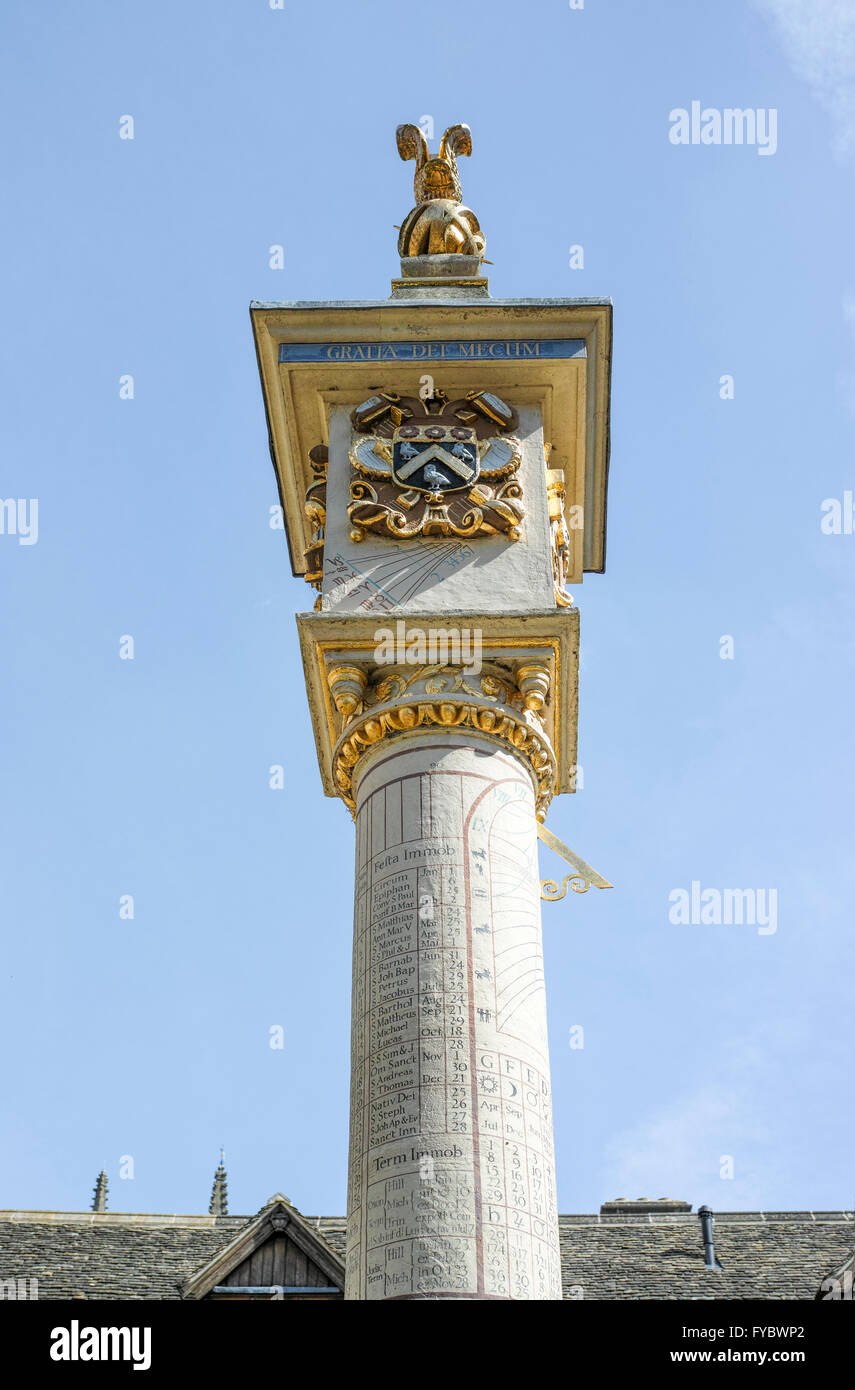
[1, 0, 853, 1220]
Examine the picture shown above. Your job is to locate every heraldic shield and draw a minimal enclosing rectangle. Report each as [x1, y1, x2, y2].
[392, 424, 479, 493]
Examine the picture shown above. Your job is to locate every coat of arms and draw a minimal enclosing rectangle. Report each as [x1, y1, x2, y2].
[348, 389, 524, 541]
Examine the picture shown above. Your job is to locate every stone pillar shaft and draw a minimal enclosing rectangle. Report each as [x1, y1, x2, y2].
[345, 735, 562, 1300]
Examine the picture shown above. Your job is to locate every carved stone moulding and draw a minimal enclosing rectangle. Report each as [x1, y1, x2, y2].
[295, 609, 580, 820]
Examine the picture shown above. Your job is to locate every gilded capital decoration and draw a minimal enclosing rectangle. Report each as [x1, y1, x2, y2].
[348, 388, 524, 541]
[326, 660, 557, 820]
[396, 123, 485, 261]
[546, 467, 574, 608]
[327, 663, 369, 720]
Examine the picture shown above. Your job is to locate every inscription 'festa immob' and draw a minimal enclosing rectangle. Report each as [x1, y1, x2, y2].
[374, 846, 454, 871]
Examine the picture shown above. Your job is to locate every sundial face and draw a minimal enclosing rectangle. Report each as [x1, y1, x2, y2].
[391, 424, 479, 493]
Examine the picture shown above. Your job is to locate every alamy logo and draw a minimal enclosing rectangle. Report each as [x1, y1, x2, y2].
[669, 881, 778, 935]
[0, 1276, 38, 1299]
[50, 1321, 151, 1371]
[820, 492, 855, 534]
[374, 621, 482, 676]
[669, 103, 778, 156]
[820, 1271, 854, 1300]
[0, 498, 38, 545]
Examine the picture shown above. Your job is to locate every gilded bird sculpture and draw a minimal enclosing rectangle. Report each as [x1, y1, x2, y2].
[396, 123, 486, 261]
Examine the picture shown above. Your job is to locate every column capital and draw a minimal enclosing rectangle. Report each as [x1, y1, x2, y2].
[296, 608, 579, 822]
[335, 660, 557, 820]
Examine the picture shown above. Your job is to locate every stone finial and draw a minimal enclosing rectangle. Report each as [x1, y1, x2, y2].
[208, 1150, 229, 1217]
[263, 1192, 292, 1210]
[91, 1171, 109, 1213]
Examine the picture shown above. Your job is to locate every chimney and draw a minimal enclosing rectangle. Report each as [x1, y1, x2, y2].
[698, 1205, 723, 1269]
[600, 1198, 692, 1215]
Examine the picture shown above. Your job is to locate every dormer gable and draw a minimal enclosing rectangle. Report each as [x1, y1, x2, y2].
[181, 1195, 344, 1301]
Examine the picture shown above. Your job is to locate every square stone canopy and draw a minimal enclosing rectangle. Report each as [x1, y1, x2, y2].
[250, 296, 612, 585]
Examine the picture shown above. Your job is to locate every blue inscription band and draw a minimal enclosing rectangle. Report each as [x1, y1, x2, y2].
[277, 338, 587, 365]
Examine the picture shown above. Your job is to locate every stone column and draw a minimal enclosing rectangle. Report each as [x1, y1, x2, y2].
[341, 686, 562, 1299]
[251, 121, 613, 1304]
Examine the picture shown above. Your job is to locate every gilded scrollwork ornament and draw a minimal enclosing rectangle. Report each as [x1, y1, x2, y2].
[327, 664, 369, 725]
[302, 445, 328, 598]
[536, 822, 613, 901]
[348, 388, 524, 542]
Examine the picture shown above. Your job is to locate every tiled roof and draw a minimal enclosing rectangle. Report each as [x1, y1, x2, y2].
[0, 1212, 248, 1301]
[0, 1207, 851, 1300]
[558, 1211, 855, 1301]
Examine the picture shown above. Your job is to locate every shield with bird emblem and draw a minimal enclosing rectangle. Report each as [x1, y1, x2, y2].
[391, 424, 480, 493]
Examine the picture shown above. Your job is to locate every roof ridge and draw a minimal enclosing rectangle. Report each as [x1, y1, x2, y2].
[0, 1210, 249, 1226]
[3, 1207, 852, 1224]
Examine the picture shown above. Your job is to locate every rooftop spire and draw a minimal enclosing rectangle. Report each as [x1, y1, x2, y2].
[208, 1150, 228, 1217]
[91, 1171, 109, 1213]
